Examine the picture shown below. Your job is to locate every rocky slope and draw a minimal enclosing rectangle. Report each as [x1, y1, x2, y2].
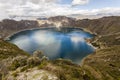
[0, 43, 95, 80]
[0, 19, 39, 38]
[82, 32, 120, 80]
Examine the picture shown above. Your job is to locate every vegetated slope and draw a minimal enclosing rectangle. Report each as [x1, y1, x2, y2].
[0, 39, 29, 60]
[83, 45, 120, 80]
[0, 37, 98, 80]
[75, 16, 120, 80]
[74, 16, 120, 35]
[82, 32, 120, 80]
[0, 39, 29, 79]
[6, 58, 91, 80]
[91, 32, 120, 49]
[0, 40, 95, 80]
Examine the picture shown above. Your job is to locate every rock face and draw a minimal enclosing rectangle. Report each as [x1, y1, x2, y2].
[0, 19, 39, 38]
[48, 16, 76, 27]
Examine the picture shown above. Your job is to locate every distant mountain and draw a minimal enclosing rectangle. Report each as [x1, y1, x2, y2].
[48, 16, 75, 22]
[0, 16, 120, 38]
[68, 12, 120, 19]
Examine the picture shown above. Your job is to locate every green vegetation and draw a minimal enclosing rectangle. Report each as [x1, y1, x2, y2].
[10, 56, 28, 70]
[39, 59, 95, 80]
[75, 16, 120, 35]
[83, 45, 120, 80]
[97, 34, 120, 46]
[38, 60, 48, 69]
[52, 59, 84, 80]
[27, 57, 41, 68]
[0, 39, 29, 60]
[9, 52, 46, 71]
[12, 71, 18, 77]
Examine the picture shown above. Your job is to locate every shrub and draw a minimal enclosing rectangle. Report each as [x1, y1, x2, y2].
[20, 66, 29, 72]
[38, 60, 48, 69]
[83, 74, 90, 80]
[12, 71, 18, 77]
[10, 56, 27, 70]
[41, 56, 49, 62]
[33, 50, 44, 59]
[27, 57, 41, 67]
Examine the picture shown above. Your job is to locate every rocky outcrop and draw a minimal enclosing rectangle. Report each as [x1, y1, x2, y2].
[7, 69, 58, 80]
[48, 16, 76, 27]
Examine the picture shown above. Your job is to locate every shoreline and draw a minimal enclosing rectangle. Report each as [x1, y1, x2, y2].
[5, 26, 95, 40]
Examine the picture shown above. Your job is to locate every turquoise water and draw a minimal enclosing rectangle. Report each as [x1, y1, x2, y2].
[9, 28, 95, 63]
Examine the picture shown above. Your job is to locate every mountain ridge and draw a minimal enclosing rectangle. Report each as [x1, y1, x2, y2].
[0, 16, 120, 38]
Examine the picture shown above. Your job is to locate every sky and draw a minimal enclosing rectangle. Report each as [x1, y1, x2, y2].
[0, 0, 120, 20]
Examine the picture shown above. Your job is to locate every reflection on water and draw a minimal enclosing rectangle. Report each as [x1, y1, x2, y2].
[9, 28, 95, 63]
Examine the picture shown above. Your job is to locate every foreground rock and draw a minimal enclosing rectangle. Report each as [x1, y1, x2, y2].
[7, 68, 58, 80]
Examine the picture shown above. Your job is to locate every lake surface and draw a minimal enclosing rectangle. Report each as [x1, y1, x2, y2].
[8, 27, 95, 63]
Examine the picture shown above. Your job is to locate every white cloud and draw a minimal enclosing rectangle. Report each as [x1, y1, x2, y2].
[0, 0, 120, 20]
[0, 0, 74, 20]
[72, 0, 89, 6]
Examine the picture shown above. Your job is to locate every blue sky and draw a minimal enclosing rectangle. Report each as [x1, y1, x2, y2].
[0, 0, 120, 20]
[60, 0, 120, 9]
